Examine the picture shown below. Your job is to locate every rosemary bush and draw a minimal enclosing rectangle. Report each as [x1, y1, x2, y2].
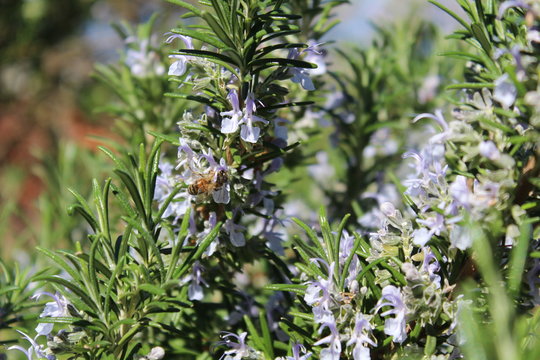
[1, 1, 539, 359]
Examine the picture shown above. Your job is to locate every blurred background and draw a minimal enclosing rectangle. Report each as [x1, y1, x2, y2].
[0, 0, 462, 258]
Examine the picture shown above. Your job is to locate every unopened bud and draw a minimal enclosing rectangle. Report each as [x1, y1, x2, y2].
[380, 202, 396, 217]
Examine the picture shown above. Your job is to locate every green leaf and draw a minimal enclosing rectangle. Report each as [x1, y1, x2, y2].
[68, 188, 98, 232]
[289, 311, 314, 321]
[263, 284, 307, 294]
[147, 130, 181, 146]
[201, 11, 236, 48]
[428, 0, 471, 31]
[292, 218, 326, 261]
[255, 42, 306, 58]
[169, 28, 225, 49]
[508, 222, 531, 297]
[37, 247, 81, 284]
[36, 317, 81, 324]
[139, 284, 166, 296]
[33, 275, 98, 313]
[243, 316, 266, 356]
[471, 23, 492, 54]
[264, 101, 315, 110]
[446, 82, 494, 90]
[259, 311, 274, 358]
[114, 169, 147, 220]
[250, 57, 317, 70]
[0, 285, 19, 296]
[174, 49, 242, 74]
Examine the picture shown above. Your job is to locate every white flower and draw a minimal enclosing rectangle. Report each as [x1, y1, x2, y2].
[314, 322, 341, 360]
[493, 74, 517, 109]
[375, 286, 407, 343]
[220, 91, 268, 143]
[346, 314, 376, 360]
[168, 56, 188, 76]
[412, 227, 431, 247]
[479, 141, 501, 161]
[450, 225, 474, 250]
[181, 261, 208, 301]
[216, 332, 255, 360]
[166, 34, 194, 77]
[225, 218, 246, 247]
[32, 292, 70, 337]
[281, 343, 312, 360]
[8, 330, 53, 360]
[124, 36, 165, 77]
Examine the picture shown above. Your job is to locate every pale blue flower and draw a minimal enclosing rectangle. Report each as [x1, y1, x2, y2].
[339, 230, 360, 289]
[422, 247, 441, 288]
[450, 225, 474, 250]
[32, 292, 69, 337]
[216, 332, 254, 360]
[8, 330, 55, 360]
[182, 261, 208, 301]
[284, 343, 312, 360]
[304, 41, 326, 76]
[304, 259, 336, 323]
[155, 160, 189, 222]
[412, 110, 449, 144]
[124, 37, 164, 77]
[314, 322, 341, 360]
[375, 285, 407, 343]
[493, 74, 517, 109]
[166, 34, 194, 77]
[412, 227, 431, 247]
[479, 141, 501, 161]
[498, 1, 531, 19]
[291, 68, 315, 91]
[346, 314, 376, 360]
[225, 218, 246, 247]
[220, 91, 268, 143]
[220, 90, 243, 134]
[240, 93, 268, 143]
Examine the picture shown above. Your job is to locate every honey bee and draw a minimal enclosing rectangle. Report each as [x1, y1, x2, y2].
[187, 169, 228, 196]
[340, 291, 356, 305]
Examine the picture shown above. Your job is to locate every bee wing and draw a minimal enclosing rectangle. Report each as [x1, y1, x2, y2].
[212, 183, 230, 204]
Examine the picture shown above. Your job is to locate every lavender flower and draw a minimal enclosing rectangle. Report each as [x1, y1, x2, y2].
[493, 74, 517, 109]
[339, 230, 361, 289]
[375, 285, 408, 343]
[176, 142, 230, 204]
[479, 141, 501, 161]
[216, 332, 256, 360]
[304, 259, 336, 324]
[304, 41, 327, 76]
[220, 91, 268, 143]
[280, 343, 312, 360]
[181, 261, 209, 301]
[32, 292, 70, 337]
[288, 48, 316, 91]
[124, 36, 165, 77]
[8, 330, 55, 360]
[166, 34, 194, 77]
[221, 90, 243, 134]
[154, 160, 189, 222]
[240, 92, 268, 143]
[497, 1, 532, 19]
[346, 314, 376, 360]
[422, 247, 441, 289]
[225, 218, 246, 247]
[450, 225, 474, 250]
[314, 322, 342, 360]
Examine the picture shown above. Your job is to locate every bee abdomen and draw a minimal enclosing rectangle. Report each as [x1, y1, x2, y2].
[188, 184, 202, 195]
